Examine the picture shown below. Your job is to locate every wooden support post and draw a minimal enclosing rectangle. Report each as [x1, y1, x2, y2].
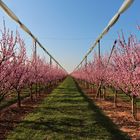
[98, 40, 101, 60]
[34, 40, 38, 98]
[50, 56, 52, 66]
[98, 40, 102, 99]
[85, 56, 88, 89]
[85, 56, 87, 67]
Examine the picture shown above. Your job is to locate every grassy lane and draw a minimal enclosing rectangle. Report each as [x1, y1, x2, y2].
[7, 77, 129, 140]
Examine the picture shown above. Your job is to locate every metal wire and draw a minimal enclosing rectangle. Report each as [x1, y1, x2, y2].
[0, 0, 67, 73]
[73, 0, 134, 71]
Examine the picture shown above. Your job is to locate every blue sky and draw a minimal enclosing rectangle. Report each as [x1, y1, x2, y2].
[0, 0, 139, 72]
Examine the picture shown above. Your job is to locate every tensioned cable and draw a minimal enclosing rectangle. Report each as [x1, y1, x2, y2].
[0, 0, 67, 73]
[73, 0, 134, 72]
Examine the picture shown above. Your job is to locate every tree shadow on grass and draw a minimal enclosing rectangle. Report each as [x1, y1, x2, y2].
[6, 77, 130, 140]
[74, 79, 130, 140]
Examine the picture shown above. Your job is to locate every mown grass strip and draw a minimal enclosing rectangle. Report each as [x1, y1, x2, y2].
[6, 77, 129, 140]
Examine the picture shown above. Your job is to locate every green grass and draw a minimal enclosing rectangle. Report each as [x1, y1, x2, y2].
[6, 77, 129, 140]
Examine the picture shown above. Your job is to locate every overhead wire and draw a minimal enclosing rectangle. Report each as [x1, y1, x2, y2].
[0, 0, 67, 73]
[73, 0, 134, 72]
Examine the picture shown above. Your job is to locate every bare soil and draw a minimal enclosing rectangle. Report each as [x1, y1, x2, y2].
[0, 83, 140, 140]
[0, 88, 53, 140]
[82, 87, 140, 140]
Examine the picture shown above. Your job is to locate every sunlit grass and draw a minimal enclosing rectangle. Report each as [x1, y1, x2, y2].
[7, 77, 129, 140]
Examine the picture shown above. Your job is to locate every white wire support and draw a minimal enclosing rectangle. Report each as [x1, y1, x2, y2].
[0, 0, 67, 73]
[73, 0, 134, 72]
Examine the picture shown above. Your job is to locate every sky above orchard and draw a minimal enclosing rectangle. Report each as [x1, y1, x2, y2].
[0, 0, 140, 73]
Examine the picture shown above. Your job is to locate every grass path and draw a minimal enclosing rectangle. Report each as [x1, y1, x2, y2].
[7, 77, 129, 140]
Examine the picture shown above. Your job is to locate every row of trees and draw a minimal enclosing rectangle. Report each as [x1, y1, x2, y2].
[72, 32, 140, 120]
[0, 24, 67, 107]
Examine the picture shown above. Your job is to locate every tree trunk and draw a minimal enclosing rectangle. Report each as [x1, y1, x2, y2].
[30, 85, 33, 101]
[103, 86, 106, 100]
[84, 81, 87, 88]
[114, 90, 117, 107]
[82, 81, 84, 87]
[17, 91, 21, 108]
[0, 94, 5, 103]
[91, 86, 93, 95]
[99, 86, 102, 100]
[46, 83, 49, 90]
[132, 96, 137, 120]
[49, 81, 52, 88]
[87, 82, 90, 89]
[91, 85, 94, 94]
[35, 83, 38, 98]
[95, 84, 101, 99]
[38, 83, 41, 96]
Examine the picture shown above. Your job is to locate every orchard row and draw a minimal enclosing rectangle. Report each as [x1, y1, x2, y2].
[72, 30, 140, 120]
[0, 24, 67, 107]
